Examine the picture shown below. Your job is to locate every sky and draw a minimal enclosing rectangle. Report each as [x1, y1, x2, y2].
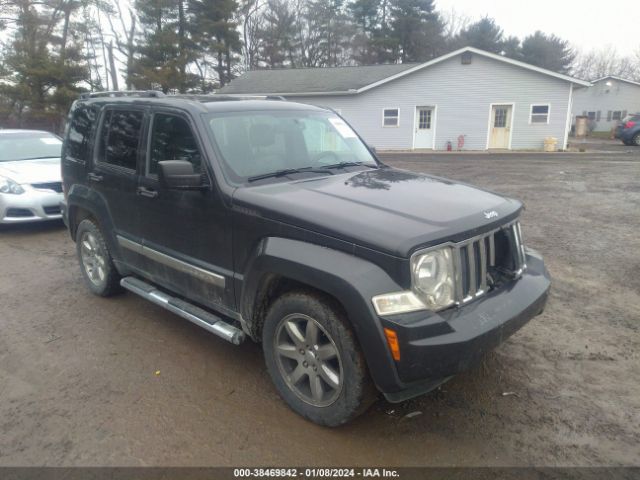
[436, 0, 640, 56]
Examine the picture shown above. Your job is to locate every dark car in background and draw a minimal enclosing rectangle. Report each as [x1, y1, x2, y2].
[617, 113, 640, 144]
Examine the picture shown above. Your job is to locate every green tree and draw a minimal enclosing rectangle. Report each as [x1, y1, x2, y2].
[0, 0, 88, 131]
[389, 0, 445, 63]
[131, 0, 198, 93]
[191, 0, 241, 87]
[256, 0, 298, 67]
[521, 31, 575, 74]
[455, 16, 504, 53]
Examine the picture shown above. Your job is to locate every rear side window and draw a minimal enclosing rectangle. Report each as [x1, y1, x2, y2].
[148, 114, 201, 176]
[97, 110, 144, 170]
[65, 106, 97, 162]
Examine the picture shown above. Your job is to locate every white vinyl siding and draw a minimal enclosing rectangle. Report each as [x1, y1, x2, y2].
[572, 79, 640, 132]
[295, 53, 572, 150]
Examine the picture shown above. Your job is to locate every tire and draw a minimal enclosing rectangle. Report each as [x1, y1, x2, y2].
[633, 133, 640, 146]
[263, 290, 376, 427]
[75, 218, 122, 296]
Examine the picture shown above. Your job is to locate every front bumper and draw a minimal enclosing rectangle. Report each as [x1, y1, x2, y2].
[379, 250, 550, 402]
[0, 189, 64, 224]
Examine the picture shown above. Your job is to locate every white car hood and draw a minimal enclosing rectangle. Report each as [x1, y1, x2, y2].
[0, 158, 61, 184]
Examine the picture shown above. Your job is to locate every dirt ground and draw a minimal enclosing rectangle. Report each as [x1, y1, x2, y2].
[0, 151, 639, 467]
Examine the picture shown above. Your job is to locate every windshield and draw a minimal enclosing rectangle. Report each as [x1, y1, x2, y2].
[206, 110, 377, 183]
[0, 131, 62, 162]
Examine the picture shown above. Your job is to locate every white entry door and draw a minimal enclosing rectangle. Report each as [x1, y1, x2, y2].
[414, 107, 434, 149]
[489, 104, 512, 149]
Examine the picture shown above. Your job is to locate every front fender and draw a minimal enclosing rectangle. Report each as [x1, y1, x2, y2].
[240, 236, 404, 392]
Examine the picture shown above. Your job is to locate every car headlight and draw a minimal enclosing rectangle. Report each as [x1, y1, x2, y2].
[0, 175, 25, 194]
[411, 247, 456, 310]
[372, 246, 456, 316]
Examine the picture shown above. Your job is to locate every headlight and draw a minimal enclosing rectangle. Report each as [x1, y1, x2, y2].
[0, 175, 25, 194]
[411, 247, 456, 310]
[372, 246, 457, 316]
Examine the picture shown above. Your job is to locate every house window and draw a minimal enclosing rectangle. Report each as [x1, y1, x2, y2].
[530, 105, 550, 124]
[587, 111, 596, 121]
[383, 108, 399, 127]
[612, 111, 622, 121]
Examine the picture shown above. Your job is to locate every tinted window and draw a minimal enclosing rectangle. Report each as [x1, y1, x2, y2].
[148, 114, 201, 176]
[65, 106, 97, 161]
[98, 110, 143, 170]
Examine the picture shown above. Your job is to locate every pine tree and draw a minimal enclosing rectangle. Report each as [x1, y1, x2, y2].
[454, 16, 504, 53]
[389, 0, 445, 63]
[521, 31, 575, 74]
[191, 0, 241, 87]
[131, 0, 199, 93]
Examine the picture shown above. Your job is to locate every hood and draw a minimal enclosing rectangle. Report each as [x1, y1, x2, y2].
[0, 158, 61, 184]
[233, 168, 523, 258]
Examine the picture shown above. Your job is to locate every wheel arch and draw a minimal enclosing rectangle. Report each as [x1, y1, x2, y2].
[239, 237, 403, 391]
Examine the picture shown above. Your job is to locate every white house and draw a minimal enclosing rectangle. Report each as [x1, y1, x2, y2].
[219, 47, 590, 151]
[571, 76, 640, 132]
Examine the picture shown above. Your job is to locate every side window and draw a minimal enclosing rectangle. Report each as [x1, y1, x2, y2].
[65, 106, 97, 162]
[98, 109, 143, 170]
[148, 114, 201, 176]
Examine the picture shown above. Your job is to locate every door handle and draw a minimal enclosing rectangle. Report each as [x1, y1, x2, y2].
[88, 172, 103, 182]
[137, 186, 158, 198]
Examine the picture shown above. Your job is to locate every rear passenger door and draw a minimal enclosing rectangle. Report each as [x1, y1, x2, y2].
[136, 110, 234, 311]
[91, 106, 147, 264]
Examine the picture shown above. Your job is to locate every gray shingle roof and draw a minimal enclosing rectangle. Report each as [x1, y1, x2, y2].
[219, 63, 418, 95]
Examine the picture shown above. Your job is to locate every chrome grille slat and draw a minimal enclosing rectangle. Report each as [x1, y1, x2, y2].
[479, 237, 487, 293]
[450, 220, 525, 306]
[466, 243, 477, 297]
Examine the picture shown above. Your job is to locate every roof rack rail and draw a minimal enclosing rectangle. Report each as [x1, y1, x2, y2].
[168, 94, 287, 103]
[79, 90, 165, 99]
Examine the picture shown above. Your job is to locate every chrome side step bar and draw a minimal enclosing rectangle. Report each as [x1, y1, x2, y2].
[120, 276, 245, 345]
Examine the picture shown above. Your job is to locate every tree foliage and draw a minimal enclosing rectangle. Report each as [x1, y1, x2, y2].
[1, 0, 638, 131]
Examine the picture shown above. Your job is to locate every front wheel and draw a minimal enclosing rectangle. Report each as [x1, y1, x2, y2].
[633, 133, 640, 146]
[263, 291, 376, 426]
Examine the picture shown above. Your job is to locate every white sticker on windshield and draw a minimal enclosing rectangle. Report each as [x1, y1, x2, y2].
[40, 137, 62, 145]
[328, 117, 357, 138]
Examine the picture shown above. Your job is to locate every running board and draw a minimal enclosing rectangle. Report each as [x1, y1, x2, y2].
[120, 276, 245, 345]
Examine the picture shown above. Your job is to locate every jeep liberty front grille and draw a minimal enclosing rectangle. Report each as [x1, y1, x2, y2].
[454, 221, 526, 304]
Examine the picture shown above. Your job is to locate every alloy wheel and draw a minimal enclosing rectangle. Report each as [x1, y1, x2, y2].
[273, 313, 343, 407]
[80, 231, 106, 286]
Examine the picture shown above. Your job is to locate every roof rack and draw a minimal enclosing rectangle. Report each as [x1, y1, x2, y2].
[168, 94, 287, 103]
[79, 90, 165, 99]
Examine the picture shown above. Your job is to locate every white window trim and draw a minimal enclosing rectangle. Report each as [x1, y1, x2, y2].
[529, 103, 551, 125]
[382, 107, 400, 128]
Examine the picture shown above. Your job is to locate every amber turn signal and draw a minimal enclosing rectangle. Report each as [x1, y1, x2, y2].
[383, 327, 401, 361]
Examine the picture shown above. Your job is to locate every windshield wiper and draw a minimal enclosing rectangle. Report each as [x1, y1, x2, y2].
[247, 166, 334, 183]
[323, 161, 377, 170]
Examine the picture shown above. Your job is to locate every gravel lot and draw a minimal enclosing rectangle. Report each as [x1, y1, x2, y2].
[1, 151, 639, 467]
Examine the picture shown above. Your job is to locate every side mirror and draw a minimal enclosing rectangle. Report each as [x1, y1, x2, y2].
[158, 160, 205, 190]
[368, 144, 377, 154]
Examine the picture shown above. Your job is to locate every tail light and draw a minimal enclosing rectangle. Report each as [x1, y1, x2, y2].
[625, 121, 636, 129]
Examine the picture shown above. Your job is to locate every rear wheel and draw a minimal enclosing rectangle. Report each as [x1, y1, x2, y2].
[633, 133, 640, 146]
[262, 291, 376, 426]
[76, 219, 122, 296]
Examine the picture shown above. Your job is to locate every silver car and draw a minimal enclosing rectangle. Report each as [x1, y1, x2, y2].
[0, 129, 63, 224]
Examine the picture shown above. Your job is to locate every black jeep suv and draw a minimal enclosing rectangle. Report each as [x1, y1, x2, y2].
[61, 92, 550, 426]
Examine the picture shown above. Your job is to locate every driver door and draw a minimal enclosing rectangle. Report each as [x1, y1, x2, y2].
[136, 110, 234, 311]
